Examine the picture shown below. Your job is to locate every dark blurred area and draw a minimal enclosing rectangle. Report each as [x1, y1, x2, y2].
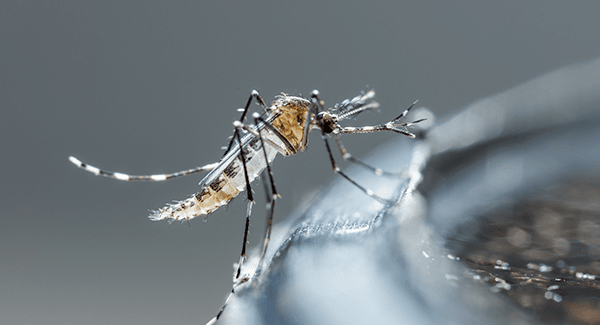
[449, 180, 600, 324]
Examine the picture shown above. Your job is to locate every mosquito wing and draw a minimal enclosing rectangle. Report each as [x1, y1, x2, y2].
[198, 116, 285, 190]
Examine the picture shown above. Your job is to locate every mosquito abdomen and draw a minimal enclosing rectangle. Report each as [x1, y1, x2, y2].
[150, 133, 282, 222]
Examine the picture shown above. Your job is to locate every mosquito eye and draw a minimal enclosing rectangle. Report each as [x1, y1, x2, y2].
[316, 113, 335, 134]
[320, 119, 335, 134]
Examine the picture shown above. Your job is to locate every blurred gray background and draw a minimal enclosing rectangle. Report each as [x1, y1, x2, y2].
[1, 1, 599, 324]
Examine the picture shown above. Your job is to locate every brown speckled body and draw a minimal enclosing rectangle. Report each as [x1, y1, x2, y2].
[150, 95, 311, 222]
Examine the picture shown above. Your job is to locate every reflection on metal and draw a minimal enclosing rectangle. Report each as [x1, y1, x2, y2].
[219, 57, 600, 324]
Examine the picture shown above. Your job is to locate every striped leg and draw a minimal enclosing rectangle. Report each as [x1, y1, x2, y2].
[209, 124, 255, 325]
[392, 100, 420, 122]
[337, 100, 425, 137]
[320, 131, 393, 204]
[231, 114, 282, 279]
[253, 114, 280, 276]
[68, 156, 218, 181]
[338, 102, 425, 138]
[312, 95, 395, 204]
[211, 116, 281, 325]
[330, 101, 424, 179]
[233, 125, 255, 282]
[331, 134, 405, 177]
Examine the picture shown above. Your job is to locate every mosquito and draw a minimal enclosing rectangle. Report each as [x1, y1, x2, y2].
[69, 89, 424, 323]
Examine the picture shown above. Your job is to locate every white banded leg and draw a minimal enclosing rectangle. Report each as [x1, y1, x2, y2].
[230, 115, 283, 278]
[207, 288, 234, 325]
[320, 131, 393, 204]
[392, 100, 420, 122]
[208, 123, 257, 325]
[331, 134, 405, 178]
[68, 156, 218, 181]
[330, 102, 424, 186]
[253, 114, 280, 276]
[212, 116, 281, 325]
[337, 100, 425, 137]
[312, 92, 395, 204]
[235, 200, 254, 281]
[233, 124, 255, 282]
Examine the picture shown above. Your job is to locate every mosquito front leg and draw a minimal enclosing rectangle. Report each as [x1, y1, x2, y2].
[320, 131, 393, 204]
[337, 100, 425, 137]
[331, 134, 405, 177]
[68, 156, 218, 181]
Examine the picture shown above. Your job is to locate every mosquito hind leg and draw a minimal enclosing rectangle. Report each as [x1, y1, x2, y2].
[68, 156, 218, 181]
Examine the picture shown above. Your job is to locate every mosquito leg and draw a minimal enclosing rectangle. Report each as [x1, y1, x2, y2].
[210, 128, 254, 322]
[337, 120, 424, 137]
[337, 116, 426, 137]
[299, 90, 324, 149]
[330, 134, 405, 178]
[233, 126, 255, 282]
[206, 288, 234, 325]
[234, 200, 254, 281]
[253, 114, 279, 276]
[392, 100, 419, 122]
[223, 90, 267, 157]
[230, 115, 280, 275]
[315, 92, 395, 201]
[68, 156, 218, 181]
[336, 100, 425, 137]
[320, 131, 393, 204]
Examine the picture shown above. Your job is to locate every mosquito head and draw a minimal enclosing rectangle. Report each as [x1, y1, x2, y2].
[316, 111, 337, 134]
